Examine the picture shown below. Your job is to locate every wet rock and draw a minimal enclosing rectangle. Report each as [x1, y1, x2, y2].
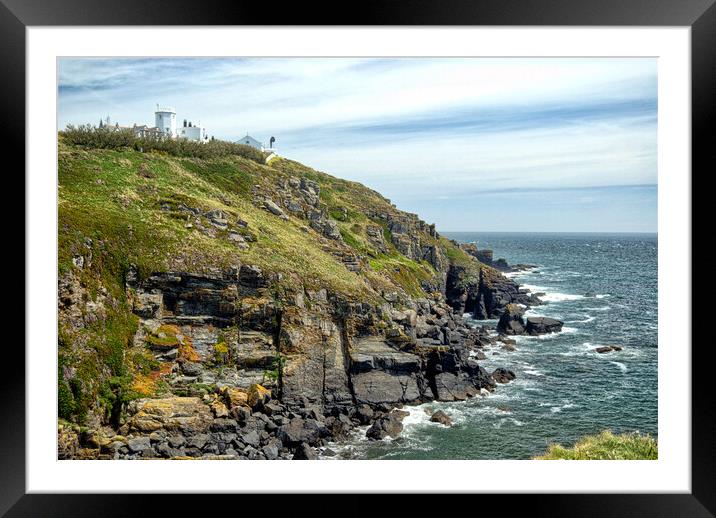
[525, 317, 564, 335]
[497, 304, 526, 335]
[293, 442, 317, 460]
[429, 410, 453, 427]
[366, 410, 409, 440]
[492, 367, 516, 384]
[595, 345, 623, 353]
[277, 417, 327, 447]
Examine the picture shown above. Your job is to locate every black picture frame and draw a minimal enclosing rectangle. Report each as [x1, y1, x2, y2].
[4, 0, 711, 514]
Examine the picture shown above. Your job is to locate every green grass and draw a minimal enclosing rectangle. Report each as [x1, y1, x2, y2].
[535, 431, 658, 460]
[57, 135, 461, 425]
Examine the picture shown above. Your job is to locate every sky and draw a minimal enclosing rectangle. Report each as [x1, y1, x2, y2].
[58, 57, 657, 233]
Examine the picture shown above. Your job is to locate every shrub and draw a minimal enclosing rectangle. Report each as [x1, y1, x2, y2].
[535, 430, 658, 460]
[59, 125, 266, 164]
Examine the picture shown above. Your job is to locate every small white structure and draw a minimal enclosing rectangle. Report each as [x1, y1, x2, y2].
[237, 134, 277, 153]
[238, 134, 263, 150]
[178, 119, 208, 142]
[155, 105, 177, 138]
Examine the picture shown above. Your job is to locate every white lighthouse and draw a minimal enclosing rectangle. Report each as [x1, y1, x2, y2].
[154, 104, 177, 138]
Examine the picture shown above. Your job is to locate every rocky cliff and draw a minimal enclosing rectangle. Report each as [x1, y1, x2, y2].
[57, 138, 537, 459]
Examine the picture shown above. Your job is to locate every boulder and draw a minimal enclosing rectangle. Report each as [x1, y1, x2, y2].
[366, 410, 409, 440]
[128, 397, 213, 435]
[246, 384, 271, 409]
[492, 367, 516, 384]
[497, 304, 526, 335]
[429, 410, 453, 427]
[220, 386, 249, 409]
[293, 442, 317, 460]
[264, 199, 287, 218]
[277, 417, 327, 447]
[525, 317, 564, 335]
[127, 436, 152, 453]
[595, 345, 623, 353]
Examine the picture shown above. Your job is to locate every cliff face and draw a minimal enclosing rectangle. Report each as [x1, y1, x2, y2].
[57, 140, 530, 459]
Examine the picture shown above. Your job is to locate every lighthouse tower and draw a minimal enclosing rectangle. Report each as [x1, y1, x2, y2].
[155, 104, 177, 138]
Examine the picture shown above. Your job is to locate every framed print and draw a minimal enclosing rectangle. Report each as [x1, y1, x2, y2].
[5, 0, 713, 514]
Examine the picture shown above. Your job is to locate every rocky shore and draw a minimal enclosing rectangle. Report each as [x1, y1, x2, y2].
[59, 258, 566, 460]
[56, 144, 568, 461]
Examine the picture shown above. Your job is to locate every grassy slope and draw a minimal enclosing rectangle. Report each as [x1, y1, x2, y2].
[59, 141, 478, 300]
[534, 431, 658, 460]
[57, 139, 480, 423]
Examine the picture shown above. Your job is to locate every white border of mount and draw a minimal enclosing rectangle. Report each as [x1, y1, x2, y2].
[26, 26, 690, 493]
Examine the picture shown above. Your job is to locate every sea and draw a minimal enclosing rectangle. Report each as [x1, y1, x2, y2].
[327, 232, 658, 460]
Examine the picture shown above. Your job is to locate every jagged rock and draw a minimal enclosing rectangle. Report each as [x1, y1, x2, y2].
[239, 265, 267, 289]
[429, 410, 453, 426]
[366, 410, 409, 440]
[127, 436, 152, 453]
[181, 362, 202, 376]
[355, 404, 374, 425]
[127, 397, 213, 434]
[310, 217, 342, 241]
[292, 442, 317, 460]
[284, 198, 303, 214]
[525, 317, 563, 335]
[497, 304, 526, 335]
[210, 400, 230, 418]
[277, 417, 327, 447]
[492, 368, 516, 384]
[264, 199, 288, 219]
[220, 386, 249, 409]
[595, 345, 623, 353]
[247, 384, 271, 410]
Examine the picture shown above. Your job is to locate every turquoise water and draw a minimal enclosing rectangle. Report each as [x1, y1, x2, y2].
[333, 232, 658, 459]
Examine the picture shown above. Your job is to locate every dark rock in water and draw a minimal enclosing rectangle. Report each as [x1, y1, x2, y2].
[595, 345, 623, 353]
[525, 317, 563, 335]
[292, 442, 317, 460]
[584, 291, 596, 298]
[500, 342, 517, 352]
[492, 367, 516, 384]
[366, 410, 409, 440]
[429, 410, 453, 426]
[355, 404, 374, 425]
[497, 304, 526, 335]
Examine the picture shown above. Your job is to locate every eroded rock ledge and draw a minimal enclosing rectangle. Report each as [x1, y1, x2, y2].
[59, 261, 534, 460]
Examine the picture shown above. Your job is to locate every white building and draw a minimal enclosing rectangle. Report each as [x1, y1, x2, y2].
[178, 119, 208, 142]
[154, 105, 177, 138]
[237, 134, 277, 153]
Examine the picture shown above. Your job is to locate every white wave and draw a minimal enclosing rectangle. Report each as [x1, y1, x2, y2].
[611, 361, 628, 374]
[595, 294, 610, 299]
[584, 306, 611, 312]
[566, 315, 595, 323]
[539, 292, 584, 303]
[492, 417, 525, 428]
[524, 369, 544, 376]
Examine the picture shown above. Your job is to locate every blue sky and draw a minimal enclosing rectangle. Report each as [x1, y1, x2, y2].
[58, 57, 657, 232]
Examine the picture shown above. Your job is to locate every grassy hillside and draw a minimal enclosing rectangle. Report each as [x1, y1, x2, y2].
[534, 431, 658, 460]
[57, 133, 480, 424]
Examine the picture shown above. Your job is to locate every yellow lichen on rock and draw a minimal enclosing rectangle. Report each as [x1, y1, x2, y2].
[247, 384, 271, 408]
[219, 386, 249, 409]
